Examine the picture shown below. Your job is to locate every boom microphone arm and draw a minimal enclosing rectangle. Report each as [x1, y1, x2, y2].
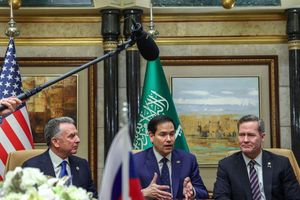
[0, 35, 148, 112]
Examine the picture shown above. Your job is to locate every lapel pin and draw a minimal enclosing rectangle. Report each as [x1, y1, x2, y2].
[267, 162, 271, 168]
[176, 160, 181, 164]
[76, 166, 80, 171]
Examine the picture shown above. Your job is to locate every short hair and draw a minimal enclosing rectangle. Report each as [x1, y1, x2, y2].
[147, 115, 175, 134]
[237, 114, 265, 133]
[44, 116, 75, 146]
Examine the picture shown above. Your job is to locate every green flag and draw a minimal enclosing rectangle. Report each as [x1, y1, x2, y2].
[133, 57, 189, 151]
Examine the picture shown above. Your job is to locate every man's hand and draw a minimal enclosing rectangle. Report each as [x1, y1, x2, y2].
[141, 172, 173, 200]
[0, 96, 22, 116]
[183, 177, 195, 200]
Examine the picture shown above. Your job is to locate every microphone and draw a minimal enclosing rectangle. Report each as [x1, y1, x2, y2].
[130, 18, 159, 61]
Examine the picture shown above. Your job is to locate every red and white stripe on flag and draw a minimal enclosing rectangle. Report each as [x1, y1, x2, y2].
[0, 106, 33, 180]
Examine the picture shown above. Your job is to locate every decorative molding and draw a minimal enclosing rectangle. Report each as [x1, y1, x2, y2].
[0, 12, 285, 23]
[152, 0, 281, 7]
[157, 35, 287, 45]
[103, 41, 118, 51]
[126, 45, 138, 51]
[0, 16, 101, 23]
[0, 35, 287, 46]
[0, 37, 102, 46]
[288, 40, 300, 50]
[143, 13, 286, 22]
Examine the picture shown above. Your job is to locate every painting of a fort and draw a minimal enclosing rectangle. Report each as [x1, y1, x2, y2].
[172, 77, 260, 164]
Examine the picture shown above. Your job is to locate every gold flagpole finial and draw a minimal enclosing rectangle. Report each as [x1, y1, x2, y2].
[10, 0, 22, 10]
[5, 0, 21, 37]
[221, 0, 235, 9]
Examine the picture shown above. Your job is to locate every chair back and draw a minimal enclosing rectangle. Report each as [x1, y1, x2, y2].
[227, 148, 300, 183]
[4, 149, 46, 175]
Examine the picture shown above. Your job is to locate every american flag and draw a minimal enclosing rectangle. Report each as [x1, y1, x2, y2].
[0, 38, 34, 180]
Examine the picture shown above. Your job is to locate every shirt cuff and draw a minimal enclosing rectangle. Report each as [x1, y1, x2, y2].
[192, 187, 196, 198]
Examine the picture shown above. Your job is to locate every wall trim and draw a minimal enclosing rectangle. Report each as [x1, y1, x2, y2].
[0, 12, 285, 23]
[0, 35, 286, 46]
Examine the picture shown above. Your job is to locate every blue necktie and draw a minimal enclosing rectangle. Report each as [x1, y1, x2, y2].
[59, 160, 68, 178]
[160, 157, 171, 193]
[249, 160, 261, 200]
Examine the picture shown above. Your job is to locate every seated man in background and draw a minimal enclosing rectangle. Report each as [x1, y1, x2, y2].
[213, 114, 300, 200]
[22, 116, 98, 198]
[133, 115, 208, 200]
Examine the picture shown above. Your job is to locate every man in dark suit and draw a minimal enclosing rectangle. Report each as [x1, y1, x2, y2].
[133, 115, 208, 200]
[22, 117, 98, 198]
[213, 114, 300, 200]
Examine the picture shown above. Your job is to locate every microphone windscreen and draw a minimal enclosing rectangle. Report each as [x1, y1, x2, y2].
[130, 19, 159, 61]
[136, 31, 159, 61]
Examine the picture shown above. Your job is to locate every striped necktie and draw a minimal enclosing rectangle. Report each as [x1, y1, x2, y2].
[249, 160, 261, 200]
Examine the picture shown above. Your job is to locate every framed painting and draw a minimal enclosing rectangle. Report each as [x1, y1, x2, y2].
[22, 75, 78, 143]
[161, 56, 279, 166]
[18, 57, 98, 182]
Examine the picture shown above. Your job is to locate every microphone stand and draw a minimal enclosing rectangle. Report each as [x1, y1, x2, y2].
[0, 38, 136, 112]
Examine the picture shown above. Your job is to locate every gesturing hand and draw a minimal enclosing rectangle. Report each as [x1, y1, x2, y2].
[141, 172, 173, 200]
[183, 177, 195, 200]
[0, 96, 22, 116]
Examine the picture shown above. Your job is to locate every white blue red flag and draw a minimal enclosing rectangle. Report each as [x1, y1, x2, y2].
[0, 38, 33, 181]
[100, 126, 144, 200]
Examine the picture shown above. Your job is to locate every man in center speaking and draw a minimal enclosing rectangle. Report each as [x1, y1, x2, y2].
[133, 115, 208, 200]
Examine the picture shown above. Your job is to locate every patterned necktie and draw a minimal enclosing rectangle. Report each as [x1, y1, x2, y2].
[160, 157, 171, 193]
[59, 160, 68, 178]
[249, 160, 261, 200]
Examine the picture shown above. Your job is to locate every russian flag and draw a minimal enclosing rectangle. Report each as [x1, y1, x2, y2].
[100, 126, 144, 200]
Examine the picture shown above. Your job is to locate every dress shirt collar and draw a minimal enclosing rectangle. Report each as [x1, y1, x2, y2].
[49, 148, 69, 168]
[242, 149, 263, 167]
[152, 147, 172, 163]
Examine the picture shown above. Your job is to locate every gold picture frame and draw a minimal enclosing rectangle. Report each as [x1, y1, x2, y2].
[160, 56, 279, 166]
[18, 57, 97, 182]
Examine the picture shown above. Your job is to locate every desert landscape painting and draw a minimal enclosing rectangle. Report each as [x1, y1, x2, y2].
[172, 77, 260, 164]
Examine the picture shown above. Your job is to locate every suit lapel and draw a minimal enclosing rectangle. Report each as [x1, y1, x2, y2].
[146, 149, 161, 184]
[69, 156, 80, 186]
[43, 151, 56, 177]
[171, 150, 182, 198]
[262, 150, 272, 200]
[236, 153, 253, 198]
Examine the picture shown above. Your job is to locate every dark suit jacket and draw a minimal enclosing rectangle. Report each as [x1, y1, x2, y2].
[22, 150, 98, 198]
[133, 148, 208, 199]
[213, 150, 300, 200]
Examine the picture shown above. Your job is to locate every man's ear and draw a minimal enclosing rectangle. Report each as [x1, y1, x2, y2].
[261, 132, 266, 141]
[149, 131, 155, 142]
[51, 137, 60, 148]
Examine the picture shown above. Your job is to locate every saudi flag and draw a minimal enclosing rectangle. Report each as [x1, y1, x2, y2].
[133, 57, 189, 152]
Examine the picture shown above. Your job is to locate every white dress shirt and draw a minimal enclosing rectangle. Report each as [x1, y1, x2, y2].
[49, 149, 71, 179]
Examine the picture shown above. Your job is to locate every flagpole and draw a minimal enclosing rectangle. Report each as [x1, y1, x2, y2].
[121, 103, 130, 200]
[122, 134, 130, 200]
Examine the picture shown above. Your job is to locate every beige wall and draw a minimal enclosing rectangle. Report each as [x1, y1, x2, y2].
[0, 11, 291, 192]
